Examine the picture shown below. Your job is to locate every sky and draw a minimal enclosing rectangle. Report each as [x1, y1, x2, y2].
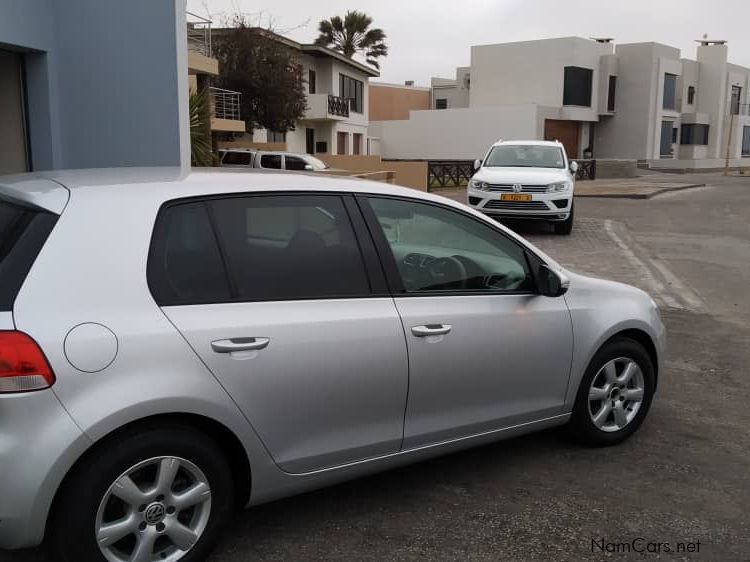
[187, 0, 750, 86]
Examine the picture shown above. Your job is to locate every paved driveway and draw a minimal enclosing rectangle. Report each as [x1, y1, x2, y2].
[4, 174, 750, 561]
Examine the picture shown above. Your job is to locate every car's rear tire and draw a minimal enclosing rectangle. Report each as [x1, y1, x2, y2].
[569, 337, 655, 447]
[553, 202, 574, 235]
[48, 425, 234, 562]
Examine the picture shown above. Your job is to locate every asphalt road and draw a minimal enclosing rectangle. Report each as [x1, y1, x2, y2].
[4, 173, 750, 561]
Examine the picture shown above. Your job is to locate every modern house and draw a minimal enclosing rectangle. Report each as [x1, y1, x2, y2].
[0, 0, 190, 175]
[216, 28, 380, 156]
[373, 37, 750, 168]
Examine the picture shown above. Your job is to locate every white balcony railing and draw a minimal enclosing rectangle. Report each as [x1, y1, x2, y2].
[187, 11, 212, 57]
[210, 87, 241, 121]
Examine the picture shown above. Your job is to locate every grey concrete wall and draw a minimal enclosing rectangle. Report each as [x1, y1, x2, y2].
[0, 0, 188, 171]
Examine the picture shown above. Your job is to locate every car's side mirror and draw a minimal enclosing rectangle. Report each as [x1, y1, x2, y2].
[304, 164, 314, 171]
[473, 159, 482, 171]
[537, 264, 569, 297]
[569, 161, 579, 174]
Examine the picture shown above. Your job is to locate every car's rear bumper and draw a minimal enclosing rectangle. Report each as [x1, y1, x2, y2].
[467, 187, 573, 221]
[0, 390, 89, 549]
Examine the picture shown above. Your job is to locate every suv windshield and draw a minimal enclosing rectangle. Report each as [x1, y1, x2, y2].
[485, 145, 565, 169]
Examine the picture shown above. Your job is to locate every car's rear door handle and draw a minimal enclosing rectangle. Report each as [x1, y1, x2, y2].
[411, 324, 452, 337]
[211, 337, 270, 353]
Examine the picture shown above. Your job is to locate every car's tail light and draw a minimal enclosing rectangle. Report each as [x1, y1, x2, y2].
[0, 331, 55, 393]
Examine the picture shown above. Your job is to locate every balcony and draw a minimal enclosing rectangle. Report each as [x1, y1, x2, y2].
[305, 93, 351, 121]
[187, 12, 218, 76]
[209, 87, 245, 132]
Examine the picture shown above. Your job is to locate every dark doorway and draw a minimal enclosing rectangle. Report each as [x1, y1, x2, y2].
[306, 128, 315, 154]
[544, 119, 579, 159]
[660, 121, 674, 158]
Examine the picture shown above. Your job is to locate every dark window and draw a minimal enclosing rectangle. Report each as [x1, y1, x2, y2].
[730, 85, 742, 115]
[607, 75, 617, 111]
[743, 126, 750, 156]
[221, 151, 253, 166]
[367, 198, 533, 294]
[308, 69, 316, 94]
[660, 121, 674, 157]
[259, 154, 282, 169]
[0, 200, 57, 311]
[147, 202, 231, 305]
[563, 66, 593, 107]
[672, 127, 679, 144]
[680, 124, 710, 145]
[268, 131, 287, 143]
[284, 155, 307, 171]
[210, 195, 370, 301]
[663, 73, 677, 110]
[315, 141, 328, 153]
[435, 98, 448, 109]
[687, 86, 696, 105]
[339, 74, 364, 113]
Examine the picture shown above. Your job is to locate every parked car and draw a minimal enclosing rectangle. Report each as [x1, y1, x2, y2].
[0, 168, 664, 561]
[467, 139, 578, 234]
[218, 149, 330, 171]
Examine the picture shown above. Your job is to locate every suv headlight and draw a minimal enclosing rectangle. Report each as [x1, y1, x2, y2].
[546, 181, 570, 193]
[469, 179, 488, 190]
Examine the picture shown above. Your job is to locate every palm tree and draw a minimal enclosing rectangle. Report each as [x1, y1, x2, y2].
[314, 10, 388, 69]
[189, 90, 213, 167]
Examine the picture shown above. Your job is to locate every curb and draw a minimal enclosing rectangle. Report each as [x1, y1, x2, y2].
[574, 183, 705, 199]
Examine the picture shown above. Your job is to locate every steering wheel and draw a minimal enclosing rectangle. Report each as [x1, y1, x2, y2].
[426, 256, 467, 290]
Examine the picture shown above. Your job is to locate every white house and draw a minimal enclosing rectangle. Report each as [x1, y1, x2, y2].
[374, 37, 750, 168]
[244, 30, 379, 156]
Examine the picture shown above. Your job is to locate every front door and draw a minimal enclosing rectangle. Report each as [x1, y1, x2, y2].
[154, 194, 408, 473]
[544, 119, 579, 160]
[361, 196, 573, 448]
[306, 128, 315, 154]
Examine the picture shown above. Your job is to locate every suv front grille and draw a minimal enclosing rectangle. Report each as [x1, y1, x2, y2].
[486, 184, 548, 193]
[483, 200, 550, 210]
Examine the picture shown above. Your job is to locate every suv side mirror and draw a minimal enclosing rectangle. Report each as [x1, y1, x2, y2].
[473, 159, 482, 171]
[537, 264, 569, 297]
[569, 161, 579, 174]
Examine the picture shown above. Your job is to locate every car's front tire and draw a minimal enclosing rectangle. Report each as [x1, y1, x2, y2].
[48, 425, 234, 562]
[553, 202, 574, 235]
[569, 337, 655, 447]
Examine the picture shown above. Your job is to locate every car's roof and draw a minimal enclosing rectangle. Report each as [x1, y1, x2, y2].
[493, 140, 563, 147]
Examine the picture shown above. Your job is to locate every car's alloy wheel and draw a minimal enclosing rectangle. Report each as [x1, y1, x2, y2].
[587, 357, 645, 432]
[95, 456, 212, 562]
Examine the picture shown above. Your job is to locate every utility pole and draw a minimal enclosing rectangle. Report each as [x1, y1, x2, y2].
[724, 107, 736, 176]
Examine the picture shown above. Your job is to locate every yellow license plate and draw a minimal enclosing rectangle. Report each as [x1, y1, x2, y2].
[500, 194, 532, 202]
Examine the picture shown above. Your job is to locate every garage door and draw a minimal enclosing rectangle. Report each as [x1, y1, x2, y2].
[544, 120, 579, 160]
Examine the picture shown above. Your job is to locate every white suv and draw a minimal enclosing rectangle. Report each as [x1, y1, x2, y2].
[467, 140, 578, 234]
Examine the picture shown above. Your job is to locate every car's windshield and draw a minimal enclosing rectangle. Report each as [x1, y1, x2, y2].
[306, 156, 329, 170]
[484, 145, 565, 169]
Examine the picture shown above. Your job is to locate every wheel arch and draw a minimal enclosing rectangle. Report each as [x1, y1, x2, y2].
[606, 328, 660, 389]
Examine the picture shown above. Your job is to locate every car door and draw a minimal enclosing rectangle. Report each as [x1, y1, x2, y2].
[149, 193, 408, 473]
[359, 196, 573, 449]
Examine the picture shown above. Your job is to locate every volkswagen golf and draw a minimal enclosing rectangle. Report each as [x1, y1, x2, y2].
[0, 168, 664, 561]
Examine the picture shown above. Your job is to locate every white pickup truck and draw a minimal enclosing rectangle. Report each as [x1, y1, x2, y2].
[218, 149, 330, 172]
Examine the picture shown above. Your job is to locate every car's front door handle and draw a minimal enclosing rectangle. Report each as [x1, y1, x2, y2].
[211, 337, 270, 353]
[411, 324, 452, 337]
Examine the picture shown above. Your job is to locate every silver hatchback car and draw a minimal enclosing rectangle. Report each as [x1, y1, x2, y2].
[0, 169, 665, 561]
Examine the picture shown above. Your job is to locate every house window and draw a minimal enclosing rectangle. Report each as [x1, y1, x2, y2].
[742, 126, 750, 156]
[730, 85, 742, 115]
[663, 73, 677, 110]
[660, 121, 674, 157]
[563, 66, 593, 107]
[268, 131, 287, 143]
[435, 98, 448, 109]
[308, 69, 316, 94]
[340, 74, 364, 114]
[687, 86, 695, 105]
[607, 76, 617, 111]
[680, 124, 709, 145]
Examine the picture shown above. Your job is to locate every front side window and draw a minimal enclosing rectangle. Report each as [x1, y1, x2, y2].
[221, 151, 253, 166]
[563, 66, 593, 107]
[259, 154, 282, 169]
[663, 73, 677, 110]
[367, 198, 533, 294]
[340, 74, 364, 113]
[284, 155, 308, 171]
[210, 195, 370, 301]
[484, 145, 565, 169]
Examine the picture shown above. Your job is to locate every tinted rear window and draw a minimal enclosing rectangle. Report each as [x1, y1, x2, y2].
[0, 200, 58, 311]
[221, 151, 253, 166]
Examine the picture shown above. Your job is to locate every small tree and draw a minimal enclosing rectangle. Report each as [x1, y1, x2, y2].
[213, 17, 307, 134]
[189, 90, 213, 166]
[314, 10, 387, 69]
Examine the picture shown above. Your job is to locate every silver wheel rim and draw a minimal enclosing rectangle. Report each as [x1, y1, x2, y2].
[588, 357, 645, 433]
[95, 456, 212, 562]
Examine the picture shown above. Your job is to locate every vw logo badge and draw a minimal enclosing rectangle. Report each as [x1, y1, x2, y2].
[144, 503, 166, 524]
[512, 184, 522, 193]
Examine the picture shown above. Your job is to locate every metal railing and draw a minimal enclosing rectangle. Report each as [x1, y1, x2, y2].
[210, 87, 241, 121]
[327, 95, 350, 118]
[187, 11, 212, 57]
[428, 161, 475, 188]
[572, 159, 596, 180]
